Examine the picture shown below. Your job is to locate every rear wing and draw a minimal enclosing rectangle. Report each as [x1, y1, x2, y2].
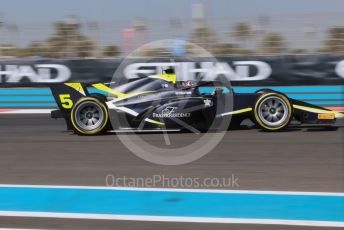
[49, 83, 89, 113]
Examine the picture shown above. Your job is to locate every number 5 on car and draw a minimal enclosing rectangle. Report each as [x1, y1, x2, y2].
[59, 94, 73, 109]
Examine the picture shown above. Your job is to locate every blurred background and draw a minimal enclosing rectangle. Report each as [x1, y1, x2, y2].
[0, 0, 344, 58]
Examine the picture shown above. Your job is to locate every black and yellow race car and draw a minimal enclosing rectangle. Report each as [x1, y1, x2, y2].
[49, 73, 343, 135]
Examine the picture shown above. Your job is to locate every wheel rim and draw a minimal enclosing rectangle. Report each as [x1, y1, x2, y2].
[74, 101, 104, 131]
[258, 96, 289, 127]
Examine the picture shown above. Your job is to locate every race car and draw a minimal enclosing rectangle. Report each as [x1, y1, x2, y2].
[49, 72, 343, 135]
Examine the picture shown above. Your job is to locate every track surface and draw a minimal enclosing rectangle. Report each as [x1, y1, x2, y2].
[0, 114, 343, 229]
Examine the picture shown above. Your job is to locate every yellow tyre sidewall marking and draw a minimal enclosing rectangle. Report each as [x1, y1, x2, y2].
[254, 92, 292, 131]
[71, 97, 109, 135]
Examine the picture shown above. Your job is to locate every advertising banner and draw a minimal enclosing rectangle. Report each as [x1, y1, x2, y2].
[1, 55, 344, 86]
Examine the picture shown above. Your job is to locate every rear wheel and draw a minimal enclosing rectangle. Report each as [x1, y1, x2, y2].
[70, 97, 109, 135]
[254, 93, 292, 131]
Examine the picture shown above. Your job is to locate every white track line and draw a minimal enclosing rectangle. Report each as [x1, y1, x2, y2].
[0, 228, 44, 230]
[0, 184, 343, 196]
[0, 109, 52, 114]
[0, 211, 343, 228]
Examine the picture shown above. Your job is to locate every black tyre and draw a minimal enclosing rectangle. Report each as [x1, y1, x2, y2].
[70, 97, 109, 135]
[253, 92, 292, 131]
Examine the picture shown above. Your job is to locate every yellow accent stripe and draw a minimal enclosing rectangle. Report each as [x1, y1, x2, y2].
[149, 74, 176, 83]
[293, 104, 344, 118]
[65, 83, 85, 96]
[144, 118, 165, 125]
[92, 83, 154, 101]
[92, 83, 126, 98]
[218, 108, 252, 117]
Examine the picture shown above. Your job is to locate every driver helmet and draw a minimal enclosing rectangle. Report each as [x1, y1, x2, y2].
[182, 80, 197, 89]
[163, 68, 175, 74]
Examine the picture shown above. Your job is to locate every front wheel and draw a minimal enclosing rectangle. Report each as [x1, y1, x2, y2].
[70, 97, 109, 135]
[253, 93, 292, 131]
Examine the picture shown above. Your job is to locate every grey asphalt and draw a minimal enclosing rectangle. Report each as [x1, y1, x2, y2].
[0, 114, 343, 229]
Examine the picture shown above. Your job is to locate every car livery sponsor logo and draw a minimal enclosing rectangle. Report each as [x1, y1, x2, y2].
[335, 60, 344, 79]
[124, 61, 272, 81]
[175, 91, 192, 95]
[318, 113, 335, 119]
[0, 64, 71, 83]
[153, 106, 191, 118]
[136, 94, 151, 99]
[203, 99, 212, 107]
